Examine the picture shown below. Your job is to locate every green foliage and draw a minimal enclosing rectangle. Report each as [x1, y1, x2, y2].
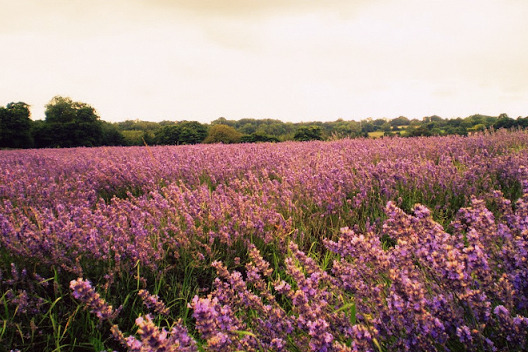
[293, 125, 323, 141]
[390, 116, 410, 126]
[240, 132, 279, 143]
[155, 121, 208, 145]
[34, 96, 103, 148]
[204, 124, 242, 144]
[406, 126, 432, 137]
[101, 121, 125, 146]
[494, 114, 516, 129]
[0, 102, 33, 148]
[114, 120, 160, 131]
[2, 94, 528, 149]
[121, 130, 155, 146]
[155, 125, 181, 145]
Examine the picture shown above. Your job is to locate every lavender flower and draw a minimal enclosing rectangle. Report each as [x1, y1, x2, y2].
[138, 289, 170, 316]
[70, 278, 117, 321]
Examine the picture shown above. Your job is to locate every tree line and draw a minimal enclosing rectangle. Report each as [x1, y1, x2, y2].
[1, 96, 528, 149]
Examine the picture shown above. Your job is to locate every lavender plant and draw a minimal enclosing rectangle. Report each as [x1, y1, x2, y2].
[1, 130, 528, 350]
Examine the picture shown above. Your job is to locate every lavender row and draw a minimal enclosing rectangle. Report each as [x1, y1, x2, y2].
[2, 131, 528, 274]
[69, 183, 528, 351]
[1, 130, 528, 350]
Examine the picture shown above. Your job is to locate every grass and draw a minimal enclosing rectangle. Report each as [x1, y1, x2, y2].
[367, 131, 385, 138]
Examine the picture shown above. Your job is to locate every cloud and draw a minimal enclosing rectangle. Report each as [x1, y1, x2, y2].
[148, 0, 371, 18]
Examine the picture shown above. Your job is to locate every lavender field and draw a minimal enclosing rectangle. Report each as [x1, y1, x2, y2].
[1, 130, 528, 351]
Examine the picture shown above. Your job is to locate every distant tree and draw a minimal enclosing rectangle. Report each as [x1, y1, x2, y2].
[409, 119, 421, 127]
[329, 120, 361, 139]
[381, 123, 392, 134]
[494, 114, 516, 129]
[373, 118, 386, 127]
[154, 121, 208, 145]
[240, 132, 279, 143]
[155, 125, 181, 145]
[115, 120, 161, 131]
[423, 115, 443, 123]
[178, 121, 208, 144]
[158, 120, 177, 127]
[516, 116, 528, 128]
[211, 117, 237, 127]
[0, 102, 33, 148]
[120, 130, 153, 146]
[204, 124, 242, 144]
[240, 122, 257, 135]
[293, 125, 323, 141]
[101, 121, 125, 146]
[391, 116, 410, 127]
[468, 124, 486, 133]
[407, 126, 432, 137]
[34, 96, 103, 147]
[257, 122, 287, 137]
[360, 121, 376, 133]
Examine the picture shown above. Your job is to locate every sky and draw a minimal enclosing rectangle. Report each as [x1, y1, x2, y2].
[1, 0, 527, 123]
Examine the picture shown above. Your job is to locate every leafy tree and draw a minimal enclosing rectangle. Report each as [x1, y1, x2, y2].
[211, 117, 237, 127]
[239, 122, 257, 135]
[101, 121, 125, 146]
[0, 102, 33, 148]
[204, 124, 242, 144]
[391, 116, 410, 127]
[381, 123, 392, 134]
[407, 126, 432, 137]
[373, 118, 387, 127]
[154, 121, 208, 145]
[35, 96, 103, 147]
[240, 132, 279, 143]
[293, 125, 323, 141]
[178, 121, 208, 144]
[115, 120, 160, 131]
[360, 121, 376, 133]
[120, 130, 153, 146]
[494, 114, 516, 129]
[516, 117, 528, 128]
[155, 125, 181, 145]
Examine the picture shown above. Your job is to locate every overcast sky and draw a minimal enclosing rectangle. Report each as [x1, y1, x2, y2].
[1, 0, 527, 123]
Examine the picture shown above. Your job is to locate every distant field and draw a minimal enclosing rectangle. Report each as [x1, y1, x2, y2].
[367, 131, 385, 138]
[1, 131, 528, 351]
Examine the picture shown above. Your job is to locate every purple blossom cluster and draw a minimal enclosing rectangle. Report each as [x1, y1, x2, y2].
[138, 289, 170, 316]
[68, 282, 197, 352]
[111, 315, 197, 352]
[2, 130, 528, 350]
[185, 188, 528, 351]
[72, 185, 528, 350]
[1, 131, 527, 275]
[70, 278, 119, 321]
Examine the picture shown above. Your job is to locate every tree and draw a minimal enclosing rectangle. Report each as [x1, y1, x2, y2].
[101, 121, 125, 146]
[240, 132, 279, 143]
[178, 121, 208, 144]
[373, 118, 386, 127]
[211, 117, 236, 127]
[204, 124, 242, 144]
[391, 116, 410, 127]
[154, 121, 208, 145]
[293, 125, 323, 141]
[494, 114, 515, 129]
[155, 125, 181, 145]
[35, 96, 103, 147]
[0, 102, 33, 148]
[407, 126, 432, 137]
